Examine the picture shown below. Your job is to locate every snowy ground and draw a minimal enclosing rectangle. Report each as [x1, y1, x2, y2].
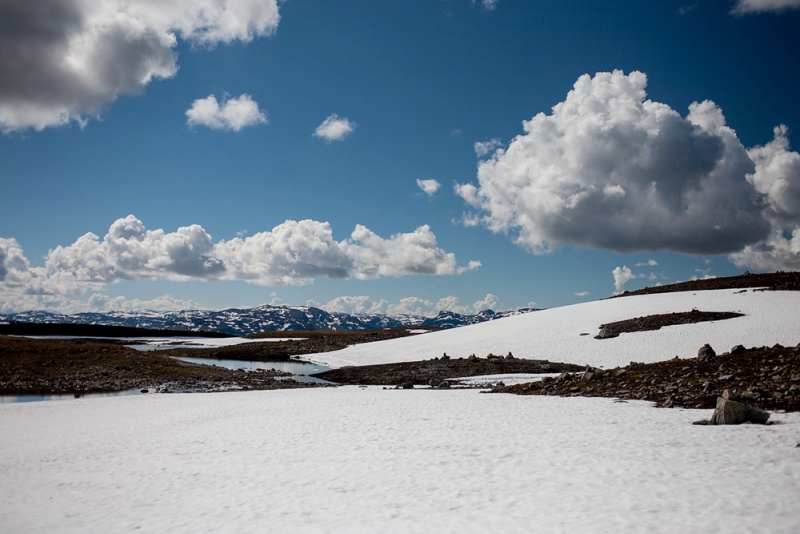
[2, 387, 799, 533]
[3, 289, 800, 532]
[305, 289, 800, 369]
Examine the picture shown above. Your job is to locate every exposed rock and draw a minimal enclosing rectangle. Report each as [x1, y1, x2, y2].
[731, 345, 746, 355]
[698, 344, 717, 361]
[595, 326, 617, 339]
[429, 378, 441, 387]
[400, 382, 414, 389]
[709, 397, 770, 425]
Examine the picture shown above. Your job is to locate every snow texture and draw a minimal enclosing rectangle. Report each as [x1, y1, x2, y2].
[1, 388, 799, 533]
[306, 289, 800, 369]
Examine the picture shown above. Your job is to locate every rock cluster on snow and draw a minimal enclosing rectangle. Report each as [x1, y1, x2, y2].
[494, 343, 800, 413]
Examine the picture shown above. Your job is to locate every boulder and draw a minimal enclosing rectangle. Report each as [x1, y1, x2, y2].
[730, 344, 746, 355]
[697, 344, 716, 361]
[429, 378, 441, 387]
[709, 397, 770, 425]
[596, 326, 618, 339]
[400, 382, 414, 390]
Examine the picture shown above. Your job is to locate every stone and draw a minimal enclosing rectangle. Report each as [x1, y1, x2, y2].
[581, 371, 595, 382]
[730, 344, 746, 355]
[596, 326, 618, 339]
[697, 344, 716, 361]
[400, 382, 414, 389]
[468, 354, 478, 362]
[709, 397, 770, 425]
[438, 381, 450, 388]
[429, 378, 441, 387]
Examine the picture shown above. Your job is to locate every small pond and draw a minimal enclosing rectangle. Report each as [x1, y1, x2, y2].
[170, 356, 333, 384]
[1, 388, 155, 404]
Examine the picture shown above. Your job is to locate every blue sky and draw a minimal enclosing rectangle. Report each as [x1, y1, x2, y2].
[1, 0, 799, 316]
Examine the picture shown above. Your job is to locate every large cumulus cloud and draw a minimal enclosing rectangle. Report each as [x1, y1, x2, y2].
[0, 215, 477, 312]
[0, 0, 280, 132]
[732, 0, 800, 14]
[457, 70, 800, 269]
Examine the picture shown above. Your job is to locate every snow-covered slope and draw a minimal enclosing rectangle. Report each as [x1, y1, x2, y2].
[306, 289, 800, 369]
[2, 388, 799, 533]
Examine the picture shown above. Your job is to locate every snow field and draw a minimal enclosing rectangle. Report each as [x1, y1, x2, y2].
[1, 387, 799, 533]
[306, 289, 800, 369]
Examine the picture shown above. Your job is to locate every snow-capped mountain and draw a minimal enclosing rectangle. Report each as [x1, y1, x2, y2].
[0, 305, 540, 335]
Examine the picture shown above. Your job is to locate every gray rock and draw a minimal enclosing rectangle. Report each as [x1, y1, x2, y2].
[596, 326, 618, 339]
[709, 397, 770, 425]
[438, 381, 450, 389]
[429, 378, 441, 387]
[697, 344, 716, 361]
[730, 344, 746, 355]
[400, 382, 414, 389]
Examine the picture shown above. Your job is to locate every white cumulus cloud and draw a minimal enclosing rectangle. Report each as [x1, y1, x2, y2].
[456, 70, 797, 261]
[0, 216, 476, 312]
[313, 114, 356, 142]
[314, 293, 503, 318]
[732, 0, 800, 13]
[474, 138, 503, 157]
[729, 125, 800, 270]
[612, 266, 637, 292]
[417, 179, 442, 197]
[0, 0, 280, 133]
[186, 94, 267, 131]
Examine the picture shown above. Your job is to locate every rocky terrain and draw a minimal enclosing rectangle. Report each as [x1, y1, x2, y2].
[594, 310, 744, 338]
[492, 343, 800, 413]
[613, 270, 800, 297]
[158, 327, 440, 361]
[312, 354, 585, 387]
[0, 336, 324, 395]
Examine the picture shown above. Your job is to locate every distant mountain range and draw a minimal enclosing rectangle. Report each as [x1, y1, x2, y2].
[0, 305, 540, 336]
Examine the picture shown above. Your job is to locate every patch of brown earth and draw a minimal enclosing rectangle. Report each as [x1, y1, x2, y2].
[0, 336, 326, 395]
[595, 310, 744, 338]
[492, 344, 800, 413]
[313, 354, 585, 386]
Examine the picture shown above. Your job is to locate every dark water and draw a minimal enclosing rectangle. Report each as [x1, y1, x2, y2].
[1, 388, 154, 404]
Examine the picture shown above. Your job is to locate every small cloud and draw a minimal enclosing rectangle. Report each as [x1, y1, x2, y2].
[634, 259, 658, 267]
[474, 138, 503, 157]
[678, 4, 696, 15]
[236, 230, 248, 238]
[186, 94, 267, 131]
[457, 260, 482, 275]
[417, 179, 442, 197]
[612, 265, 636, 292]
[732, 0, 800, 14]
[526, 301, 538, 308]
[574, 291, 589, 297]
[475, 0, 500, 10]
[450, 128, 463, 137]
[313, 114, 356, 142]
